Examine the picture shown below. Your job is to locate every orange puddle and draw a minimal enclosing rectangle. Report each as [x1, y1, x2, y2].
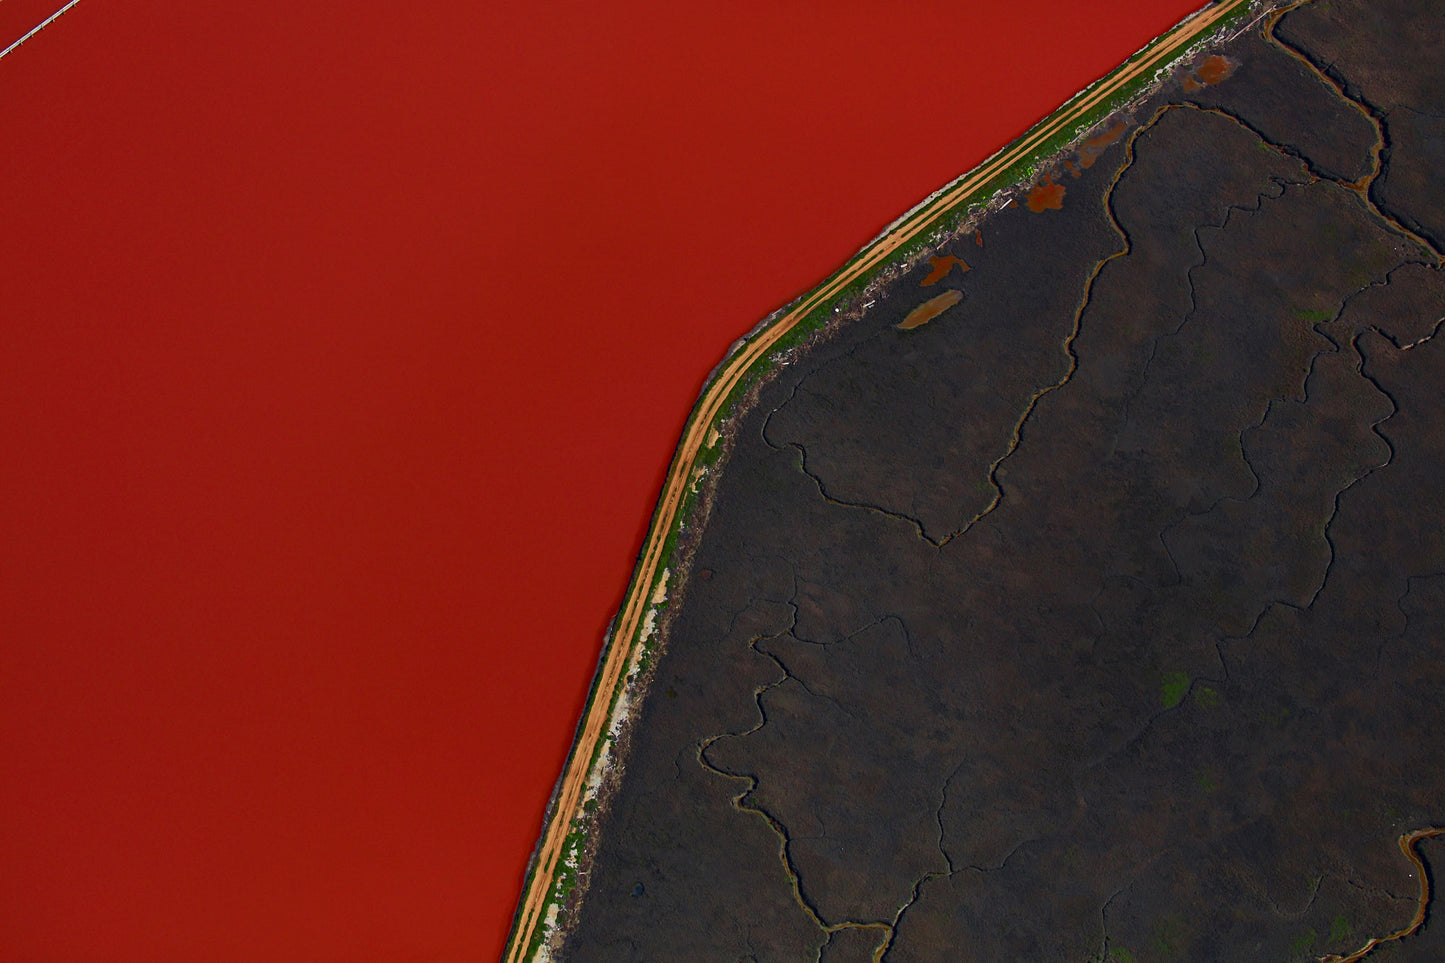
[1197, 53, 1235, 84]
[1026, 175, 1065, 212]
[920, 254, 970, 286]
[898, 289, 962, 330]
[1183, 53, 1236, 91]
[1078, 119, 1127, 168]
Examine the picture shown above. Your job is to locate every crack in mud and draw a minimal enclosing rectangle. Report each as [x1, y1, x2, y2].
[695, 593, 901, 960]
[1372, 315, 1445, 351]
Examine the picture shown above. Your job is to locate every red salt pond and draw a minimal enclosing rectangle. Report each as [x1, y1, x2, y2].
[0, 1, 1211, 959]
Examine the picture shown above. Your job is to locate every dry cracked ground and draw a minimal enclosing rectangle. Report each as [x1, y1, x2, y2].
[556, 1, 1445, 960]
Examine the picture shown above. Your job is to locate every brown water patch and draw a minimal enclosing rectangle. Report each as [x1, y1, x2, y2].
[1196, 53, 1235, 85]
[1181, 54, 1236, 93]
[974, 229, 983, 247]
[1063, 158, 1080, 178]
[1078, 119, 1127, 168]
[1026, 176, 1065, 212]
[898, 289, 962, 330]
[920, 254, 970, 286]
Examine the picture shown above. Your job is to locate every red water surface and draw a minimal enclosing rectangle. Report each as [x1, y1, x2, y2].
[1, 1, 1202, 959]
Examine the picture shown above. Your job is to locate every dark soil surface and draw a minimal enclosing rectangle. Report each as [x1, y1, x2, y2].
[560, 1, 1445, 959]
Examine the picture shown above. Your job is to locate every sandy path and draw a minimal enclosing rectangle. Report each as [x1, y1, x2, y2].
[502, 2, 1252, 958]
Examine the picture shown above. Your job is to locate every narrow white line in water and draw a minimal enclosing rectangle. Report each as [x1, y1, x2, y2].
[1, 0, 83, 64]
